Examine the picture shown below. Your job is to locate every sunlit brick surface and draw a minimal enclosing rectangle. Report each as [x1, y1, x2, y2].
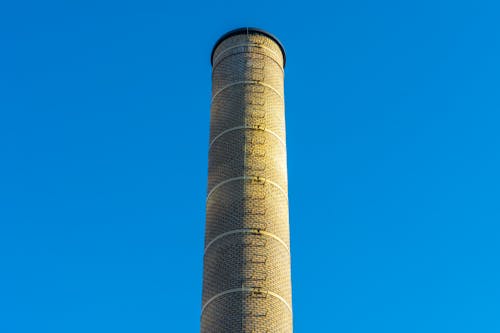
[202, 30, 292, 332]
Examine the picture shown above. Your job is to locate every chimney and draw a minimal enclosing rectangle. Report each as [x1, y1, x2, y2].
[202, 28, 292, 332]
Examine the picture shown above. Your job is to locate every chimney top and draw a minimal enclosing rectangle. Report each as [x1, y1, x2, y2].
[211, 27, 286, 67]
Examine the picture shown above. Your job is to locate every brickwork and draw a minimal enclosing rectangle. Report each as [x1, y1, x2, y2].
[202, 29, 292, 332]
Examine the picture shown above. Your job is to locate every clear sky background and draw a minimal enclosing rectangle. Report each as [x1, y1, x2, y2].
[1, 0, 499, 332]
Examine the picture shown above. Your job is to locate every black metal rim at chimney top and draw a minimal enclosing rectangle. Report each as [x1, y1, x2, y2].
[211, 27, 286, 67]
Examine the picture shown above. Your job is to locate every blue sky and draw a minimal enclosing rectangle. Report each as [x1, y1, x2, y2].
[1, 0, 499, 332]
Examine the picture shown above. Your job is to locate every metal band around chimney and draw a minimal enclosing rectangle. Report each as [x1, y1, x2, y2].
[204, 228, 290, 256]
[201, 288, 293, 317]
[212, 44, 285, 73]
[211, 81, 284, 103]
[206, 176, 288, 203]
[208, 125, 286, 151]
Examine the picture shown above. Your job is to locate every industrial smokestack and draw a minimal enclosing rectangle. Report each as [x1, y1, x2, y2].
[201, 28, 292, 332]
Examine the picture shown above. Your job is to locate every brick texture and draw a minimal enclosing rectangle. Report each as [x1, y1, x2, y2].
[202, 30, 292, 332]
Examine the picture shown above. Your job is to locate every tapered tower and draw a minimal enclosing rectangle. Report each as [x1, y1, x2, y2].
[201, 28, 292, 332]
